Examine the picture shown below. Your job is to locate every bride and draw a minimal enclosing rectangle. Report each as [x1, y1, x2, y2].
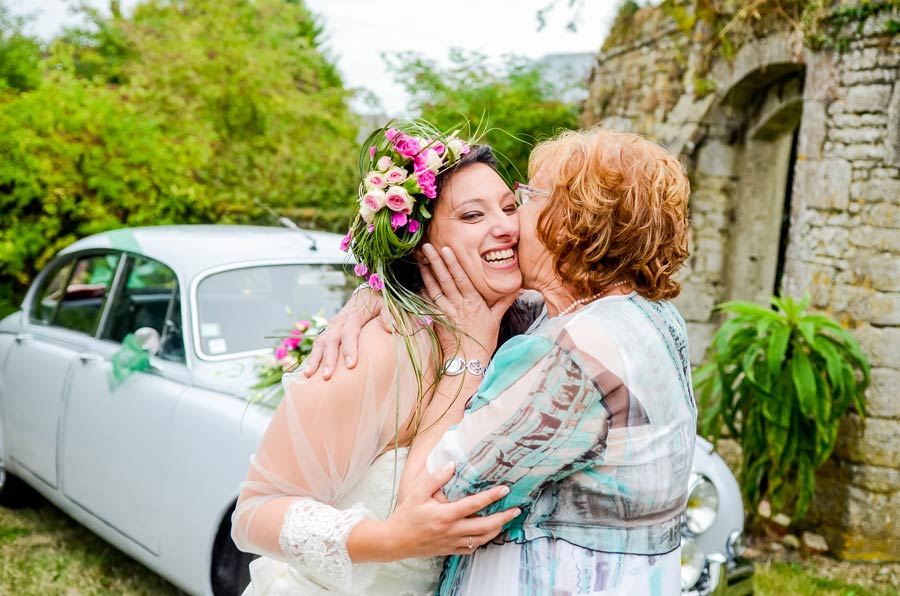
[230, 121, 526, 595]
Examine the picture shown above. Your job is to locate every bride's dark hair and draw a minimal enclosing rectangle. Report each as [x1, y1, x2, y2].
[390, 144, 500, 295]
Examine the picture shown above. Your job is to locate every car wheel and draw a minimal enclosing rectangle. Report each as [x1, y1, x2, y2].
[211, 507, 257, 596]
[0, 465, 37, 509]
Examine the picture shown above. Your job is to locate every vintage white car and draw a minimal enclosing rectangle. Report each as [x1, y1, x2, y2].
[0, 225, 752, 595]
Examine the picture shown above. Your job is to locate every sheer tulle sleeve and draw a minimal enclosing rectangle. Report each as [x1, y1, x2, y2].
[231, 324, 427, 591]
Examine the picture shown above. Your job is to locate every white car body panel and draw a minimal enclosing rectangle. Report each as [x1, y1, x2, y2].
[0, 225, 350, 596]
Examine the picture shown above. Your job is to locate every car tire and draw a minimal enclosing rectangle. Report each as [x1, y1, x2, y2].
[0, 465, 37, 509]
[211, 507, 256, 596]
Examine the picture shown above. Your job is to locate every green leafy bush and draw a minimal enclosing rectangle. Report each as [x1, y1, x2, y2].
[694, 295, 870, 522]
[0, 0, 359, 318]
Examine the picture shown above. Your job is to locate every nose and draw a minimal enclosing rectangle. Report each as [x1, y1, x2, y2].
[491, 210, 519, 240]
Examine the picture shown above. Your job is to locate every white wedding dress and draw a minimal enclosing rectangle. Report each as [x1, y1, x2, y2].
[231, 327, 444, 596]
[241, 448, 443, 595]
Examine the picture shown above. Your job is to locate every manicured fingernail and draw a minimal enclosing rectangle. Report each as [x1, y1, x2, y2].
[513, 508, 522, 516]
[423, 243, 436, 254]
[499, 486, 510, 496]
[323, 366, 330, 377]
[442, 246, 452, 257]
[443, 460, 455, 471]
[345, 356, 353, 367]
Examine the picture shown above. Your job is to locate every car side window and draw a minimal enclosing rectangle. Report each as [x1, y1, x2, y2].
[30, 259, 75, 325]
[103, 256, 184, 363]
[53, 253, 121, 335]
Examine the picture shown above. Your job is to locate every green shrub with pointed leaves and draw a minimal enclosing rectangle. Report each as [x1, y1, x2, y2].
[693, 295, 870, 523]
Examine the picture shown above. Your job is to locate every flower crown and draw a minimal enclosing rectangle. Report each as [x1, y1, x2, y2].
[341, 120, 473, 293]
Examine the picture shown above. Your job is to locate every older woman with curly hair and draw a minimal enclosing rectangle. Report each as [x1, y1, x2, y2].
[308, 127, 696, 595]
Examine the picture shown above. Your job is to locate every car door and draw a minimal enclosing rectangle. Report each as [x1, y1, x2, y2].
[60, 254, 189, 555]
[1, 252, 120, 488]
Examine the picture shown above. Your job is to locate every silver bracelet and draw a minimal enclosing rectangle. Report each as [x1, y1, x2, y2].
[351, 281, 370, 295]
[443, 357, 485, 377]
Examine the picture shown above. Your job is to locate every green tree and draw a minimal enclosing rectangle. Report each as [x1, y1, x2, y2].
[0, 0, 359, 318]
[388, 49, 581, 180]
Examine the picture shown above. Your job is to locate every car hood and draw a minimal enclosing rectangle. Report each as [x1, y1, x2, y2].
[190, 356, 275, 404]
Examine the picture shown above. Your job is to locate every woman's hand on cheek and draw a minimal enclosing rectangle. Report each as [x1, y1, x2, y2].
[382, 461, 520, 559]
[419, 244, 516, 358]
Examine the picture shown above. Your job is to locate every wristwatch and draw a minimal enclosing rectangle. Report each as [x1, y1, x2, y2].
[443, 357, 485, 377]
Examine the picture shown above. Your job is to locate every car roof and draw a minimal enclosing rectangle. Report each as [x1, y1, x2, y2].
[59, 225, 352, 281]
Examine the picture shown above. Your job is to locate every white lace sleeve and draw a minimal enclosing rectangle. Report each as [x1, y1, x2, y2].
[278, 497, 378, 592]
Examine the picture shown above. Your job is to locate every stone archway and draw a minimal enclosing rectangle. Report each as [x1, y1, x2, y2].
[720, 70, 804, 305]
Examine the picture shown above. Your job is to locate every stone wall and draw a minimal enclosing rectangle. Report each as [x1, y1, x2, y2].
[584, 4, 900, 561]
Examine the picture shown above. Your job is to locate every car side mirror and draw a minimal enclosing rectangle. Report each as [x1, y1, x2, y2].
[134, 327, 161, 357]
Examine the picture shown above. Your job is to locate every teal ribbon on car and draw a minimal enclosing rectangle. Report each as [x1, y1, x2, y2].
[107, 333, 152, 390]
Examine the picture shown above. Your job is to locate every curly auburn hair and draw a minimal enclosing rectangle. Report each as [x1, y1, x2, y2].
[529, 128, 690, 301]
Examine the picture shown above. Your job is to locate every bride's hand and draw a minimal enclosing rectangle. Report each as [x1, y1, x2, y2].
[303, 288, 391, 380]
[382, 461, 520, 558]
[420, 244, 517, 359]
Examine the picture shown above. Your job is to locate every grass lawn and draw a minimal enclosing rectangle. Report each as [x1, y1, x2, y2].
[0, 499, 184, 595]
[1, 498, 898, 595]
[756, 560, 899, 596]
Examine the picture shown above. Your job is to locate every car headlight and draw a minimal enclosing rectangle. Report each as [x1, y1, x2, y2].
[727, 529, 747, 558]
[685, 473, 719, 535]
[681, 538, 706, 589]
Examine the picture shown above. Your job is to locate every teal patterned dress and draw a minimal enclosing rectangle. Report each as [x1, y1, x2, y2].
[426, 292, 697, 596]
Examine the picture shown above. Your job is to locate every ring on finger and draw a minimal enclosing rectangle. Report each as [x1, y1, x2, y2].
[317, 327, 329, 337]
[467, 535, 474, 550]
[433, 293, 445, 302]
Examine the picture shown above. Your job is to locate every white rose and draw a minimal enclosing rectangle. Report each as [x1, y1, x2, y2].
[365, 171, 387, 189]
[385, 166, 408, 184]
[425, 149, 443, 172]
[385, 186, 414, 214]
[359, 203, 376, 223]
[377, 156, 394, 172]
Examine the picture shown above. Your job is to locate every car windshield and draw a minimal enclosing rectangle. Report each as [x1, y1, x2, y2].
[196, 263, 355, 358]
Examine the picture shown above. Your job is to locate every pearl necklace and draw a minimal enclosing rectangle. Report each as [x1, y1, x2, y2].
[556, 281, 629, 317]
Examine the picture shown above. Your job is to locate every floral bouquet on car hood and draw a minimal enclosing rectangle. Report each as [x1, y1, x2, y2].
[250, 313, 328, 406]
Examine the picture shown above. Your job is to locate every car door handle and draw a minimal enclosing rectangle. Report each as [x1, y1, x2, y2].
[14, 333, 33, 343]
[78, 353, 103, 364]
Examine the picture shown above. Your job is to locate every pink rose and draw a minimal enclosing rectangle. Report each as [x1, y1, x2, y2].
[340, 230, 352, 252]
[363, 188, 386, 212]
[296, 320, 311, 331]
[408, 219, 420, 233]
[369, 146, 376, 159]
[284, 337, 300, 350]
[367, 223, 375, 233]
[430, 141, 445, 155]
[377, 155, 394, 171]
[385, 166, 408, 184]
[394, 137, 422, 159]
[354, 263, 369, 277]
[385, 128, 401, 141]
[365, 171, 386, 189]
[275, 345, 288, 361]
[416, 170, 436, 199]
[385, 186, 414, 214]
[413, 153, 427, 173]
[368, 273, 384, 291]
[391, 212, 408, 230]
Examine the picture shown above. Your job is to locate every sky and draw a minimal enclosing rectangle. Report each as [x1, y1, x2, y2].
[8, 0, 619, 114]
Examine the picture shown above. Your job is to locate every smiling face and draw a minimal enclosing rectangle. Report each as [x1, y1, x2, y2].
[426, 162, 522, 305]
